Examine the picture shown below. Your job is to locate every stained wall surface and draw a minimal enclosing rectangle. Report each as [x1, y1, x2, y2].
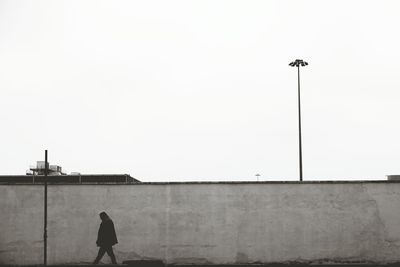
[1, 182, 400, 265]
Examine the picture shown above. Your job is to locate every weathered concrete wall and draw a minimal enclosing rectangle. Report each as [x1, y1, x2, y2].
[1, 182, 400, 265]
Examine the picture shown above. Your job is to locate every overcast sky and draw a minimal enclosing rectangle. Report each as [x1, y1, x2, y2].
[0, 0, 399, 181]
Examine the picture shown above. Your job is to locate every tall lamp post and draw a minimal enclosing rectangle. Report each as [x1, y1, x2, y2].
[289, 59, 308, 182]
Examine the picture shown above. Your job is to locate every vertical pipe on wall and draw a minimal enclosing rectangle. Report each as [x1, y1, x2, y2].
[44, 150, 48, 266]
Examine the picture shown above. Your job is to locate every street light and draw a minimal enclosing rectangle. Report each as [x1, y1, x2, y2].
[289, 59, 308, 182]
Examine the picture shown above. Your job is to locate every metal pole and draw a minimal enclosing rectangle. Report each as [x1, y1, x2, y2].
[44, 150, 48, 266]
[297, 66, 303, 181]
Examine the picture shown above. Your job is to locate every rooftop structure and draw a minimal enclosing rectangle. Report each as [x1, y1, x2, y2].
[0, 174, 140, 184]
[27, 161, 65, 176]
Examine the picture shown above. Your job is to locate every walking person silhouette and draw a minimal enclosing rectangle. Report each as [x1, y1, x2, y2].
[93, 212, 118, 264]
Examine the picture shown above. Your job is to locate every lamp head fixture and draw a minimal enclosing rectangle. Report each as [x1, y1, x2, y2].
[289, 59, 308, 67]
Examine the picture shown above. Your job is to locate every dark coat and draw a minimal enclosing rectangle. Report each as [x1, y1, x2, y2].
[96, 218, 118, 247]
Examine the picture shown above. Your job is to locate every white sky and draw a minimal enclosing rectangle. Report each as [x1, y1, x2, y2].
[0, 0, 399, 181]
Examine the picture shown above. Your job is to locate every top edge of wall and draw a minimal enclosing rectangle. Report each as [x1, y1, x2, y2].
[0, 180, 398, 185]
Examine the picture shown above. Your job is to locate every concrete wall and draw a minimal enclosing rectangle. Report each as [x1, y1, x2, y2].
[1, 182, 400, 265]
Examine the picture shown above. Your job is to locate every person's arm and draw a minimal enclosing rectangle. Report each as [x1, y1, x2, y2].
[96, 223, 103, 246]
[106, 220, 118, 245]
[111, 221, 118, 244]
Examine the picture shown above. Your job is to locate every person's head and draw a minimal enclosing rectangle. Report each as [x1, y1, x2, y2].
[99, 211, 109, 221]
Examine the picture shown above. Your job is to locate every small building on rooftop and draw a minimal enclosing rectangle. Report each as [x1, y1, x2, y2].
[0, 174, 140, 184]
[0, 161, 140, 184]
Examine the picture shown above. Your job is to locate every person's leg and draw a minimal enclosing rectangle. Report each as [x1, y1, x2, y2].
[105, 246, 117, 264]
[93, 247, 106, 264]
